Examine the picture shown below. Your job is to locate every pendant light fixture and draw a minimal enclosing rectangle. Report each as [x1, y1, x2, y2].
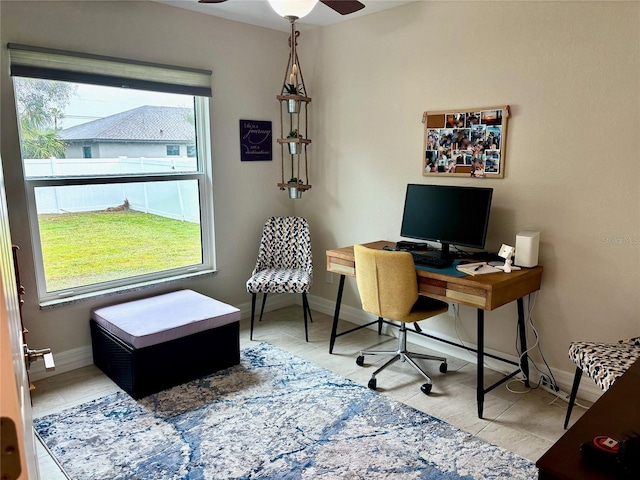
[267, 0, 319, 19]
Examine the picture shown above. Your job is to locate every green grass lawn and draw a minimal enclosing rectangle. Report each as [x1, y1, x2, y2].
[39, 210, 202, 292]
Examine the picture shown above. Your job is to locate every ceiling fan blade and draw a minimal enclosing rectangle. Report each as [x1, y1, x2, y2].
[198, 0, 228, 3]
[320, 1, 365, 16]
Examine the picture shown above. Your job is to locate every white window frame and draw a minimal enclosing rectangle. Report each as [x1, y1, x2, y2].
[9, 44, 216, 305]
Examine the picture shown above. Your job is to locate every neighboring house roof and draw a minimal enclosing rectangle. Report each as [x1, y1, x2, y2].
[59, 105, 194, 143]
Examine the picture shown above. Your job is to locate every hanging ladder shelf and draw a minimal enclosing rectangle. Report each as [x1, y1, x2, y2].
[276, 94, 311, 103]
[276, 138, 312, 146]
[276, 21, 312, 199]
[277, 93, 312, 198]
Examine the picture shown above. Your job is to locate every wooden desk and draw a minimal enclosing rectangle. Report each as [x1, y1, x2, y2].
[326, 240, 544, 419]
[536, 358, 640, 479]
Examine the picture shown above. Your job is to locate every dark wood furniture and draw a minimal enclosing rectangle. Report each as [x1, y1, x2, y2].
[326, 240, 544, 419]
[536, 358, 640, 479]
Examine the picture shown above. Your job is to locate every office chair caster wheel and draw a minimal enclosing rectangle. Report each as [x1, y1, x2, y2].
[356, 355, 365, 367]
[421, 383, 432, 395]
[367, 378, 377, 390]
[439, 362, 448, 374]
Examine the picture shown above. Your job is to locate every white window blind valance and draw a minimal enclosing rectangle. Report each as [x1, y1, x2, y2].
[8, 43, 212, 97]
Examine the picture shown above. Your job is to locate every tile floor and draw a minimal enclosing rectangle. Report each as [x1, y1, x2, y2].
[31, 306, 588, 478]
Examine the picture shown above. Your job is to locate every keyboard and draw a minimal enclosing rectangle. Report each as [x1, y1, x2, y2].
[409, 251, 454, 269]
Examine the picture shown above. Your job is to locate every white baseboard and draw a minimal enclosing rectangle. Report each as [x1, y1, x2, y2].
[29, 294, 297, 382]
[29, 293, 604, 404]
[236, 293, 296, 320]
[305, 294, 604, 404]
[29, 345, 94, 382]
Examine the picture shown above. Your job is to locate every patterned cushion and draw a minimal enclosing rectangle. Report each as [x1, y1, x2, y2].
[568, 338, 640, 392]
[246, 216, 312, 295]
[246, 268, 312, 294]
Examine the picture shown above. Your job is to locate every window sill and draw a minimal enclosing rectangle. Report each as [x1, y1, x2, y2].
[39, 269, 215, 309]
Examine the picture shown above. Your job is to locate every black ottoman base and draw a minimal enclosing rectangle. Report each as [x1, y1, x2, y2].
[91, 319, 240, 399]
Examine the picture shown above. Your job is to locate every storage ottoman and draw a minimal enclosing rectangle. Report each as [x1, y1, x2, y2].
[90, 289, 240, 399]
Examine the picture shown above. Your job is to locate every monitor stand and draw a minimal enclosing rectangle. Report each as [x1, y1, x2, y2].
[414, 242, 453, 263]
[397, 241, 453, 258]
[439, 243, 450, 260]
[396, 240, 430, 251]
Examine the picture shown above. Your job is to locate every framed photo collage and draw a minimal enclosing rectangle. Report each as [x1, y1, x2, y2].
[423, 106, 510, 178]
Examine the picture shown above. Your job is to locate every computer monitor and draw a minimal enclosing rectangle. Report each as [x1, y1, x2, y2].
[400, 184, 493, 259]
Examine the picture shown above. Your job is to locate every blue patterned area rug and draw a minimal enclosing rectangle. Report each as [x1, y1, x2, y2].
[35, 343, 537, 479]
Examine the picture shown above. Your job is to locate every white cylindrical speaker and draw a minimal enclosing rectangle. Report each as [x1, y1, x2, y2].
[515, 231, 540, 267]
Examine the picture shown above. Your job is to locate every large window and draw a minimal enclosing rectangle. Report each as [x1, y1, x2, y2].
[9, 44, 214, 303]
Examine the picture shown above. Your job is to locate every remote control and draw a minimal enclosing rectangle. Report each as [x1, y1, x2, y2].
[580, 436, 620, 469]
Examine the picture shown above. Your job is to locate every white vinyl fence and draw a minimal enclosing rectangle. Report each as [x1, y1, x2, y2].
[25, 157, 200, 224]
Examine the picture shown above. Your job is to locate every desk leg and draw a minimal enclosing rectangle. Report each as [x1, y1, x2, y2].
[329, 274, 346, 354]
[477, 309, 485, 419]
[517, 297, 530, 387]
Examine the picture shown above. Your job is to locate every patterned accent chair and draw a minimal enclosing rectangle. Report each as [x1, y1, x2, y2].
[246, 216, 313, 341]
[564, 337, 640, 429]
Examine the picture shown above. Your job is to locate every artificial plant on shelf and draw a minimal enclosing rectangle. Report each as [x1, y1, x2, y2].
[287, 129, 300, 155]
[283, 83, 305, 96]
[284, 64, 305, 96]
[287, 177, 303, 199]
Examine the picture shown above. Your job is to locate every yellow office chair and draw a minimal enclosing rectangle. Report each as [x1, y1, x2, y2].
[354, 244, 449, 394]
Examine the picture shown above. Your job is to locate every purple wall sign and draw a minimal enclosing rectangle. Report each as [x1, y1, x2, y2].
[240, 119, 272, 161]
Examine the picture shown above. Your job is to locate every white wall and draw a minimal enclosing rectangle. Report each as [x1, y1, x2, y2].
[1, 1, 296, 358]
[1, 1, 639, 390]
[300, 1, 640, 377]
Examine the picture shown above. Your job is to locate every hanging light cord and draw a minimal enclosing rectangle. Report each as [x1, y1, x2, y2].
[287, 16, 298, 91]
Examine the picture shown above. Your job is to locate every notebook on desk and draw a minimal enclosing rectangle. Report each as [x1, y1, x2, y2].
[456, 262, 501, 276]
